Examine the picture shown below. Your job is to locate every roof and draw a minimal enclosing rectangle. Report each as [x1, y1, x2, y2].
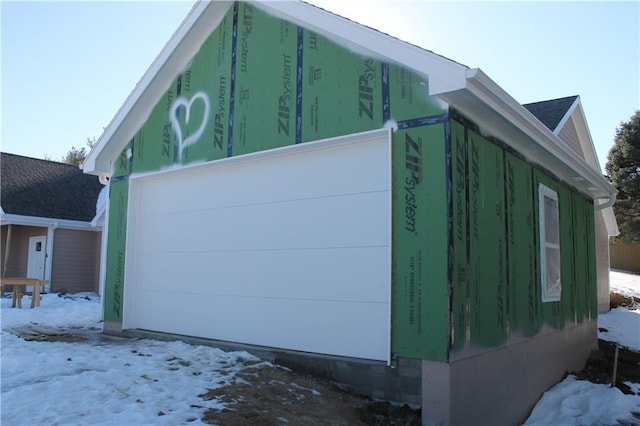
[83, 0, 616, 206]
[1, 152, 104, 222]
[523, 96, 579, 132]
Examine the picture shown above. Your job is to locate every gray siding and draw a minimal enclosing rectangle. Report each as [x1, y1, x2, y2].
[51, 229, 101, 293]
[557, 116, 584, 156]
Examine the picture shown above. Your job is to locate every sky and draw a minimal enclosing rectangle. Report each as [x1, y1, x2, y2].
[1, 1, 639, 172]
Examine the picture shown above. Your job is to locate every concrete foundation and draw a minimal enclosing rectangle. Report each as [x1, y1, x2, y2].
[110, 328, 422, 407]
[422, 320, 597, 426]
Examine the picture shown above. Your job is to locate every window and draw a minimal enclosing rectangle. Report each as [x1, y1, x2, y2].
[539, 184, 561, 302]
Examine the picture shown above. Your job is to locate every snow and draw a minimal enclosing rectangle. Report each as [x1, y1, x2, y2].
[599, 269, 640, 351]
[610, 269, 640, 299]
[598, 308, 640, 351]
[1, 293, 268, 425]
[1, 271, 639, 425]
[523, 376, 640, 426]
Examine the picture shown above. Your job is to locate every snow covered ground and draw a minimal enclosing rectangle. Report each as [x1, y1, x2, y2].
[1, 294, 268, 425]
[524, 269, 640, 425]
[1, 271, 639, 425]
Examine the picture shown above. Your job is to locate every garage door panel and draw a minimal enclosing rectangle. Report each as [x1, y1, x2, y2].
[126, 131, 391, 361]
[136, 291, 389, 361]
[139, 191, 389, 253]
[139, 141, 390, 218]
[135, 247, 389, 302]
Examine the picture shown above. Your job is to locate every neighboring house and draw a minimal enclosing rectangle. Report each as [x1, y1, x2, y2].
[523, 96, 619, 313]
[82, 2, 618, 425]
[1, 153, 105, 294]
[610, 242, 640, 273]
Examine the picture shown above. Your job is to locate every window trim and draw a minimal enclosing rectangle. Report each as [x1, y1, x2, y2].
[539, 183, 561, 302]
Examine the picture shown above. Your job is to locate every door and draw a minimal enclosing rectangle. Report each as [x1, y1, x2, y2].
[27, 236, 47, 280]
[124, 129, 392, 361]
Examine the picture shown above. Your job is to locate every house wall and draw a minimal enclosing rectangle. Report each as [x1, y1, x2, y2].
[0, 225, 48, 278]
[423, 320, 596, 425]
[442, 116, 599, 424]
[449, 117, 598, 355]
[103, 1, 451, 360]
[51, 229, 101, 293]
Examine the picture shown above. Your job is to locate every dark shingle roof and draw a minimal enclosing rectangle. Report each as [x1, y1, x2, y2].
[0, 152, 104, 221]
[522, 95, 578, 132]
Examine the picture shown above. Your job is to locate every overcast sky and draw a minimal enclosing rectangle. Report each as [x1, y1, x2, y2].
[2, 1, 638, 172]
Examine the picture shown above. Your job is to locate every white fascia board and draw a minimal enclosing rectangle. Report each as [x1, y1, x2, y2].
[84, 1, 233, 176]
[0, 214, 99, 231]
[440, 68, 616, 202]
[258, 1, 468, 95]
[569, 101, 601, 173]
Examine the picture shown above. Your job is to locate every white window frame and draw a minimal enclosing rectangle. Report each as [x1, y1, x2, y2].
[539, 184, 561, 302]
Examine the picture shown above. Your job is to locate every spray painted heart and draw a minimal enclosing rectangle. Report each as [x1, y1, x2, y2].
[169, 92, 210, 162]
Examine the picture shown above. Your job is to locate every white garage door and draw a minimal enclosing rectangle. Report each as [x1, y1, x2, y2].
[124, 129, 391, 361]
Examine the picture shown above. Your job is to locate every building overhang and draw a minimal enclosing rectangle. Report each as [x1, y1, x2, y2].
[0, 213, 100, 231]
[439, 68, 617, 203]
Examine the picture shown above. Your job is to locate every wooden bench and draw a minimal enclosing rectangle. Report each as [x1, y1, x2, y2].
[0, 278, 49, 308]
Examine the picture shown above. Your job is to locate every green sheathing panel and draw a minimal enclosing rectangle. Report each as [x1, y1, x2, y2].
[301, 30, 383, 141]
[233, 4, 297, 155]
[112, 142, 132, 179]
[505, 152, 538, 338]
[450, 120, 468, 351]
[391, 124, 448, 361]
[467, 130, 507, 347]
[178, 11, 233, 165]
[132, 92, 177, 173]
[103, 180, 129, 322]
[388, 64, 442, 122]
[585, 200, 598, 320]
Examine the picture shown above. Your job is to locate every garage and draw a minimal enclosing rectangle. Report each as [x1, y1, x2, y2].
[123, 130, 392, 361]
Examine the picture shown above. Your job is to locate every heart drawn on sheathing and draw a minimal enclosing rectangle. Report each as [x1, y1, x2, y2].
[169, 92, 210, 162]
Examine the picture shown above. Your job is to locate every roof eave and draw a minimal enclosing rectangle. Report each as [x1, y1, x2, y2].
[439, 68, 617, 202]
[83, 0, 468, 176]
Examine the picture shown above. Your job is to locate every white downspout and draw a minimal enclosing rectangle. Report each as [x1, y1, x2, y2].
[595, 192, 617, 211]
[45, 222, 58, 293]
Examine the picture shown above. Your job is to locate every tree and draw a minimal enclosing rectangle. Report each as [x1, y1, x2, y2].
[60, 137, 96, 166]
[605, 110, 640, 244]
